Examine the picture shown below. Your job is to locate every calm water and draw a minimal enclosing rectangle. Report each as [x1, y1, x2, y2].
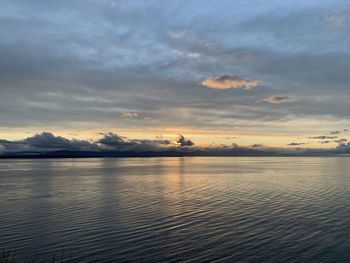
[1, 157, 350, 262]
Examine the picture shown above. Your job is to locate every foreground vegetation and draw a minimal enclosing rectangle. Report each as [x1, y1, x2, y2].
[1, 248, 143, 263]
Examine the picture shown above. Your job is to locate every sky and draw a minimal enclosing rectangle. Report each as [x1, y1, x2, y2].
[1, 0, 350, 153]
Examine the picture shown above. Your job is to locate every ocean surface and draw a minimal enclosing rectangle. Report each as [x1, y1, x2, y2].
[1, 157, 350, 262]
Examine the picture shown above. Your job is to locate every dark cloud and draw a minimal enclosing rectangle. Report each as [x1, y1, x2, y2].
[0, 132, 175, 154]
[319, 140, 332, 144]
[0, 132, 192, 155]
[261, 96, 294, 104]
[335, 142, 350, 153]
[250, 144, 264, 148]
[287, 142, 306, 146]
[309, 136, 338, 140]
[335, 138, 348, 144]
[97, 133, 130, 148]
[154, 135, 172, 145]
[307, 135, 349, 145]
[0, 132, 99, 153]
[23, 132, 96, 150]
[97, 132, 172, 151]
[176, 135, 194, 147]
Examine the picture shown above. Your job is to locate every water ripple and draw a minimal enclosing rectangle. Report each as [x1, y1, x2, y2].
[1, 157, 350, 262]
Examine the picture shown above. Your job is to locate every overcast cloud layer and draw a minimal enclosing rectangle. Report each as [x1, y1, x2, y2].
[1, 0, 350, 148]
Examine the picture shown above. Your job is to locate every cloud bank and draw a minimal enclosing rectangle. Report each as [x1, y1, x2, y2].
[1, 132, 350, 158]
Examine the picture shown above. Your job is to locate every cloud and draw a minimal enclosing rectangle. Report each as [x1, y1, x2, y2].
[260, 96, 294, 104]
[168, 30, 188, 40]
[335, 138, 348, 144]
[2, 0, 350, 138]
[97, 132, 172, 151]
[24, 132, 71, 149]
[23, 132, 97, 151]
[154, 135, 172, 145]
[336, 142, 350, 153]
[2, 1, 350, 136]
[0, 139, 27, 152]
[309, 135, 338, 139]
[97, 132, 130, 148]
[220, 136, 238, 140]
[325, 8, 350, 28]
[201, 75, 260, 90]
[137, 138, 172, 146]
[176, 135, 194, 147]
[308, 135, 348, 145]
[173, 50, 201, 59]
[287, 142, 306, 146]
[3, 131, 350, 157]
[121, 112, 139, 118]
[0, 132, 175, 154]
[250, 144, 264, 148]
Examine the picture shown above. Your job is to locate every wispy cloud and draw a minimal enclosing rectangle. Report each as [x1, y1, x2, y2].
[325, 8, 350, 28]
[168, 31, 188, 40]
[121, 112, 139, 118]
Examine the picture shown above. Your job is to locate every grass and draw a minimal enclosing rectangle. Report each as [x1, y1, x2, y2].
[1, 248, 16, 263]
[1, 248, 144, 263]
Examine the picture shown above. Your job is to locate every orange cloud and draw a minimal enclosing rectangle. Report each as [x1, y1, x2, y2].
[201, 75, 260, 90]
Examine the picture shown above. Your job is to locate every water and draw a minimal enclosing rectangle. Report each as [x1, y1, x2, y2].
[1, 157, 350, 262]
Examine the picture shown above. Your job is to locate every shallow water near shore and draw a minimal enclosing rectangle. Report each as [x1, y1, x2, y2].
[1, 157, 350, 262]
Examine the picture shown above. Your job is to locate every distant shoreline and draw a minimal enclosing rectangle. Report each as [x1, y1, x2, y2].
[1, 153, 350, 159]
